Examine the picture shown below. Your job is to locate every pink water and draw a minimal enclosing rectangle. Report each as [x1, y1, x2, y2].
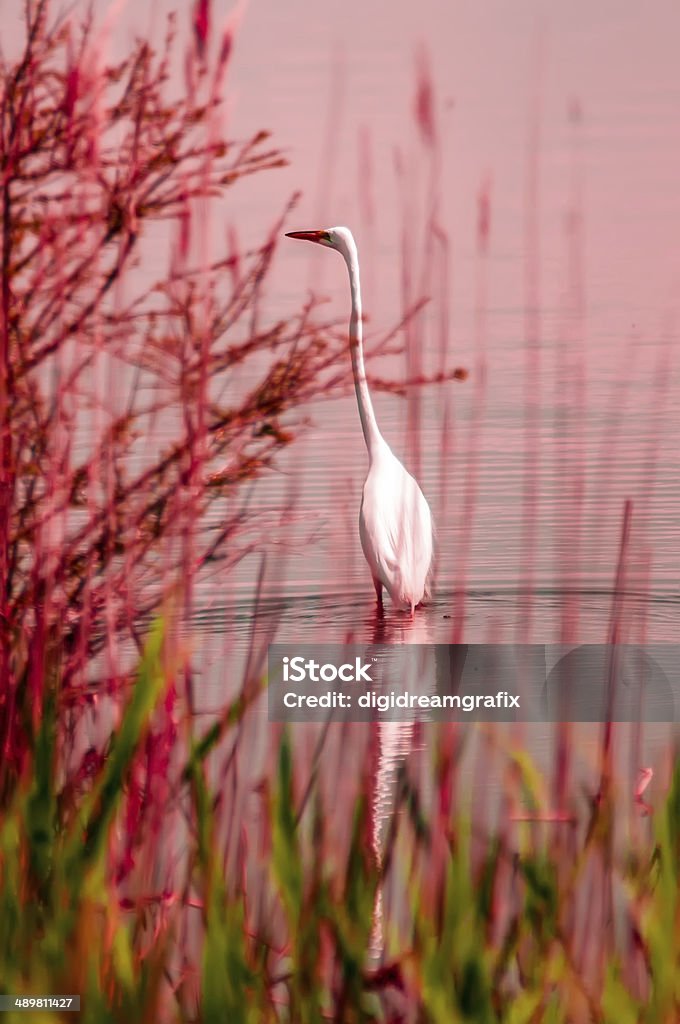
[8, 1, 678, 652]
[182, 0, 680, 657]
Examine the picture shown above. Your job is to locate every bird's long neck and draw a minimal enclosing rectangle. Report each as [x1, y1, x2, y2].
[345, 247, 383, 460]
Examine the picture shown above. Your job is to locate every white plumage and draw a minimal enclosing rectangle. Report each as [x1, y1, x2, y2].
[285, 225, 433, 615]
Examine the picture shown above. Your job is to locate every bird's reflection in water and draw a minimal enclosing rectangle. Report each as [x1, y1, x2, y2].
[367, 614, 435, 957]
[369, 718, 414, 958]
[365, 629, 546, 956]
[368, 604, 435, 646]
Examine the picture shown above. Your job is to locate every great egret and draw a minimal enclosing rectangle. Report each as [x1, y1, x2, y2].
[285, 226, 433, 615]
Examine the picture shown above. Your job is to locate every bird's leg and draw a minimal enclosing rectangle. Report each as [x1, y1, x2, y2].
[372, 577, 383, 614]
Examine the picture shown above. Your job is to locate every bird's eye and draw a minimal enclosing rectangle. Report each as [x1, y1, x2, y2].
[321, 231, 332, 243]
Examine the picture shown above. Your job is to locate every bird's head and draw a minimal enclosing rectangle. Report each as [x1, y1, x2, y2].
[285, 226, 356, 261]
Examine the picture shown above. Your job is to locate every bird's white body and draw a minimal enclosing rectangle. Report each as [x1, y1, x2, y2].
[359, 439, 432, 612]
[285, 225, 433, 614]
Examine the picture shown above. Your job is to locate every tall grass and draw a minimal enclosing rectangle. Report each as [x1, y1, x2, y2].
[2, 622, 680, 1020]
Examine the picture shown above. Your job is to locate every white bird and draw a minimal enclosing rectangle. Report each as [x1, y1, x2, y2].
[285, 226, 433, 615]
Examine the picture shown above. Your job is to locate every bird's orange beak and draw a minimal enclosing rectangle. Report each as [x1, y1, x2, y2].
[285, 230, 326, 243]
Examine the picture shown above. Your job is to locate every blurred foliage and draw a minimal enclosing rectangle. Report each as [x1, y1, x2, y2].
[0, 0, 359, 791]
[1, 620, 678, 1022]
